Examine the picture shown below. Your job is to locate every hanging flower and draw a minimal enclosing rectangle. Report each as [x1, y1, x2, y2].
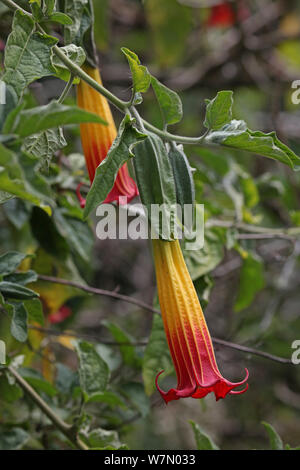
[152, 239, 249, 404]
[76, 65, 138, 206]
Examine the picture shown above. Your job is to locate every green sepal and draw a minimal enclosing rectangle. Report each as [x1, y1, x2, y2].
[133, 132, 177, 240]
[168, 144, 195, 234]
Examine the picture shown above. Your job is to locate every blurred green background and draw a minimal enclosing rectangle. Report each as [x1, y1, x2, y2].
[1, 0, 300, 450]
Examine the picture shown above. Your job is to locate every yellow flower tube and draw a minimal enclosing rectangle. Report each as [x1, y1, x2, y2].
[152, 239, 249, 403]
[77, 65, 138, 205]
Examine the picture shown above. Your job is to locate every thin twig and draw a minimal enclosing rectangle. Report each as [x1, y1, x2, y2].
[237, 233, 294, 241]
[37, 274, 160, 314]
[29, 321, 294, 365]
[207, 219, 300, 238]
[211, 337, 294, 365]
[7, 366, 89, 450]
[28, 325, 147, 346]
[58, 74, 75, 104]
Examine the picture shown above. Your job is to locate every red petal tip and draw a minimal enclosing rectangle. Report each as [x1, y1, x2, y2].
[228, 368, 249, 394]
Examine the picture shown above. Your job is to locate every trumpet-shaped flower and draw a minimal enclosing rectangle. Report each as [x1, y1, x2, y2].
[152, 239, 249, 404]
[77, 66, 138, 205]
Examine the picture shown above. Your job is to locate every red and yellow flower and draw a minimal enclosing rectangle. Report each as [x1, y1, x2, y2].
[152, 239, 249, 404]
[77, 65, 138, 206]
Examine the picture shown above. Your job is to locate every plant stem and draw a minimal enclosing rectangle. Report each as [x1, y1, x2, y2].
[51, 43, 130, 111]
[1, 0, 28, 15]
[58, 74, 75, 103]
[141, 119, 204, 144]
[28, 324, 295, 364]
[7, 366, 89, 450]
[37, 273, 160, 314]
[207, 218, 300, 237]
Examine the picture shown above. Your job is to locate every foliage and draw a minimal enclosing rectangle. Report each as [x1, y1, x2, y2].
[0, 0, 300, 451]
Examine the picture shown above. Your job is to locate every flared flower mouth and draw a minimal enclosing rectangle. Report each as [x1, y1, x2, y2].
[156, 368, 249, 404]
[76, 65, 138, 206]
[152, 239, 249, 404]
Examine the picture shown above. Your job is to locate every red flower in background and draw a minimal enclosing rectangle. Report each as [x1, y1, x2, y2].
[207, 3, 235, 27]
[48, 305, 73, 324]
[207, 2, 249, 28]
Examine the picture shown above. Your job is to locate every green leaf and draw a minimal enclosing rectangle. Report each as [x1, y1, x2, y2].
[168, 144, 195, 233]
[0, 427, 29, 450]
[4, 271, 37, 286]
[190, 421, 219, 450]
[0, 145, 52, 207]
[75, 340, 110, 400]
[43, 0, 56, 16]
[86, 391, 126, 408]
[64, 0, 97, 67]
[18, 152, 53, 203]
[0, 282, 39, 301]
[30, 1, 43, 21]
[262, 422, 284, 450]
[234, 252, 265, 312]
[151, 76, 182, 126]
[12, 101, 107, 138]
[133, 131, 177, 240]
[0, 374, 23, 403]
[11, 303, 28, 342]
[48, 12, 73, 25]
[2, 10, 58, 99]
[80, 428, 122, 450]
[0, 84, 18, 132]
[204, 91, 233, 130]
[121, 48, 151, 93]
[53, 209, 93, 262]
[55, 363, 78, 395]
[30, 206, 69, 260]
[3, 199, 31, 229]
[0, 191, 14, 205]
[51, 44, 86, 82]
[183, 228, 224, 280]
[84, 115, 146, 218]
[142, 313, 172, 396]
[194, 275, 214, 309]
[0, 168, 41, 208]
[20, 368, 57, 397]
[23, 128, 67, 167]
[121, 382, 150, 418]
[105, 321, 141, 368]
[205, 120, 300, 170]
[2, 101, 26, 135]
[0, 251, 27, 276]
[24, 298, 44, 326]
